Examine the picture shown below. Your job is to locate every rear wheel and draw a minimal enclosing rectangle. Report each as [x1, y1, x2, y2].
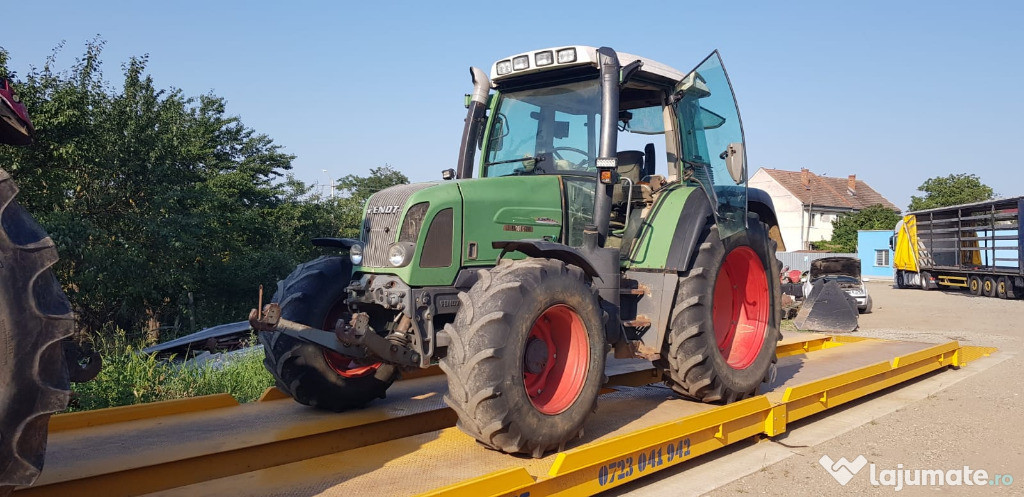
[258, 256, 398, 411]
[662, 213, 781, 403]
[0, 170, 73, 494]
[969, 275, 983, 296]
[982, 276, 997, 298]
[996, 277, 1009, 299]
[440, 258, 606, 457]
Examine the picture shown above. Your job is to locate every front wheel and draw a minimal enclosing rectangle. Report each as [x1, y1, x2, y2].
[0, 170, 73, 493]
[258, 256, 398, 411]
[440, 258, 606, 457]
[662, 214, 781, 403]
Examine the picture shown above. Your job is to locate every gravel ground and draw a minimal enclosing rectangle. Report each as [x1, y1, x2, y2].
[707, 280, 1024, 496]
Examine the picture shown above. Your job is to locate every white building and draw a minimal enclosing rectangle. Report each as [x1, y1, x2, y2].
[749, 168, 899, 251]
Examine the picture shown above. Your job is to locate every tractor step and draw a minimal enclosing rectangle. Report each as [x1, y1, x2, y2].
[618, 280, 648, 296]
[621, 317, 652, 327]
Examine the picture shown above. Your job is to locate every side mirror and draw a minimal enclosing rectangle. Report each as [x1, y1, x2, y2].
[723, 142, 745, 184]
[620, 59, 644, 88]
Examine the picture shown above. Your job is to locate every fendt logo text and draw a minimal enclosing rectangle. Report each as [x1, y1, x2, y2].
[368, 205, 401, 215]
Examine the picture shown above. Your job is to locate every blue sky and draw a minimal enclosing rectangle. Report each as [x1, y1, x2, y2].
[4, 0, 1022, 210]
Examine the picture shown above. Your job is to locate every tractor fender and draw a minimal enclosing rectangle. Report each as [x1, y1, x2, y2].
[747, 188, 786, 251]
[492, 240, 600, 279]
[664, 191, 715, 272]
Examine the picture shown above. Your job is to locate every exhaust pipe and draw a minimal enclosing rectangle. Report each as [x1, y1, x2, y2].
[456, 67, 491, 179]
[593, 47, 620, 244]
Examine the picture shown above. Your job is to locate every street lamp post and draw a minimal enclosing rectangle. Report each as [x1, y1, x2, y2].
[322, 169, 335, 199]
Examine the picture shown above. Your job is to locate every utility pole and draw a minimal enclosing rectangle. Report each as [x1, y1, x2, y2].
[322, 169, 335, 199]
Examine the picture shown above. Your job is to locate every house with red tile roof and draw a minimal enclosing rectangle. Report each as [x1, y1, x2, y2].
[749, 168, 899, 251]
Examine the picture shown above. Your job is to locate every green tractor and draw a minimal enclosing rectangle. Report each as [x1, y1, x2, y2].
[250, 46, 785, 457]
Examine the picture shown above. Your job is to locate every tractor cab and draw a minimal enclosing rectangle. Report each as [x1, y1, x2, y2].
[460, 46, 751, 248]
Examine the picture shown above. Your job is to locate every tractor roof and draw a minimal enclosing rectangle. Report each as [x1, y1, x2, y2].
[490, 45, 686, 86]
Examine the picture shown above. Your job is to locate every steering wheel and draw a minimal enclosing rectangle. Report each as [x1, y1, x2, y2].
[552, 146, 594, 170]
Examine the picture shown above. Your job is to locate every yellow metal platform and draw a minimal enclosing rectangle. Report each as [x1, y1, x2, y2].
[17, 334, 995, 497]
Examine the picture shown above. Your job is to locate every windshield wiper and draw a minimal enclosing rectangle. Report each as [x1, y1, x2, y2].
[484, 155, 546, 167]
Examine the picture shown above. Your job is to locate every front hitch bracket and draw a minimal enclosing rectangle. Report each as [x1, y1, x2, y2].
[248, 304, 420, 367]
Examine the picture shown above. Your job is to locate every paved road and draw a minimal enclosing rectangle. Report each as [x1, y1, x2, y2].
[616, 280, 1023, 496]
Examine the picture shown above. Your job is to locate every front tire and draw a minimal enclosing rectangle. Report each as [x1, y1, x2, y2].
[258, 256, 398, 412]
[0, 170, 73, 494]
[662, 214, 781, 403]
[440, 258, 606, 457]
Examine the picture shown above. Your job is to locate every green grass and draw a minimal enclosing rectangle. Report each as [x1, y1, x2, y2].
[781, 319, 799, 334]
[67, 331, 275, 412]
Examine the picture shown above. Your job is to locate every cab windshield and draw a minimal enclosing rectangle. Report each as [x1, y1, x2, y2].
[483, 79, 601, 177]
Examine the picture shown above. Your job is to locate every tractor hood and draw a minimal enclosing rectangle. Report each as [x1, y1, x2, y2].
[355, 175, 566, 287]
[809, 257, 862, 280]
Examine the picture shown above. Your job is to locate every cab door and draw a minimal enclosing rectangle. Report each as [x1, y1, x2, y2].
[672, 51, 748, 238]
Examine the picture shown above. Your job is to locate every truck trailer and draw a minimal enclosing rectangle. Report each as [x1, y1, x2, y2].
[891, 196, 1024, 298]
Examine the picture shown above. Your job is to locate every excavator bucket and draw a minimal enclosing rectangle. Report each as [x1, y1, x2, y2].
[793, 279, 860, 333]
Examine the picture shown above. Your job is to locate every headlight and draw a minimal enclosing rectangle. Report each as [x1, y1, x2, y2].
[495, 60, 513, 75]
[388, 242, 414, 267]
[349, 242, 363, 265]
[512, 55, 529, 71]
[557, 47, 577, 63]
[535, 50, 554, 66]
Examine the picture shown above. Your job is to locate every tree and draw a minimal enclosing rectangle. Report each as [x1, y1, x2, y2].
[332, 165, 410, 237]
[818, 205, 902, 253]
[908, 173, 994, 211]
[0, 41, 408, 341]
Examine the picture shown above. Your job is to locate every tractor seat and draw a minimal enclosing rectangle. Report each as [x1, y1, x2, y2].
[613, 150, 644, 206]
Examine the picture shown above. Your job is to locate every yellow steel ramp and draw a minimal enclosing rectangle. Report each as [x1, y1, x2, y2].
[16, 335, 995, 496]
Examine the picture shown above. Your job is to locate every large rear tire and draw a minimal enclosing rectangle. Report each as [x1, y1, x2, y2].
[662, 214, 781, 403]
[440, 258, 606, 457]
[0, 170, 73, 494]
[258, 256, 398, 412]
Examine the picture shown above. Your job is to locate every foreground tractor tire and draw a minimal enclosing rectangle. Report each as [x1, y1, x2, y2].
[440, 258, 606, 457]
[0, 170, 73, 495]
[258, 256, 398, 412]
[662, 214, 781, 403]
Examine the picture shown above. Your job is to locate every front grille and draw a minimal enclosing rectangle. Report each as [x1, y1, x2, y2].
[362, 182, 437, 267]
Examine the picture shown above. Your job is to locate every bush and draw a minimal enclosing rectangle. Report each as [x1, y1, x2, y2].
[68, 330, 274, 412]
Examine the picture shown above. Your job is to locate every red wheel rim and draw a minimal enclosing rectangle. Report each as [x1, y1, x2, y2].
[522, 304, 589, 415]
[712, 246, 770, 369]
[320, 299, 381, 379]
